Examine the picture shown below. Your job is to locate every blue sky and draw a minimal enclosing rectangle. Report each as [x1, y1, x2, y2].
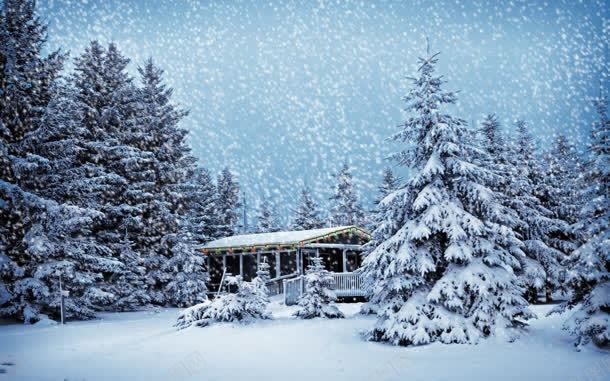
[38, 0, 608, 223]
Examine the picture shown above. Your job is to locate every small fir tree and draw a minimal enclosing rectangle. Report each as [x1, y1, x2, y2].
[294, 257, 344, 319]
[175, 275, 270, 329]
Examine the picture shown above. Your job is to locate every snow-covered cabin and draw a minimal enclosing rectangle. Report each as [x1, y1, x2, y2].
[202, 226, 370, 303]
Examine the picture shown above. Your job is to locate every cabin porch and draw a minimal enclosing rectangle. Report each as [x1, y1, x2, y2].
[202, 226, 370, 303]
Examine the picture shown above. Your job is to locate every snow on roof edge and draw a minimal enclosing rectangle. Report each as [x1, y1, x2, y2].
[203, 225, 369, 250]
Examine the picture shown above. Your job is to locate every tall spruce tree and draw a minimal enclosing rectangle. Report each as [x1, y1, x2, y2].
[329, 163, 365, 226]
[292, 186, 324, 230]
[0, 0, 65, 313]
[552, 96, 609, 350]
[508, 121, 569, 302]
[215, 168, 241, 237]
[361, 50, 532, 346]
[0, 0, 119, 323]
[68, 41, 156, 309]
[256, 197, 281, 233]
[131, 58, 205, 306]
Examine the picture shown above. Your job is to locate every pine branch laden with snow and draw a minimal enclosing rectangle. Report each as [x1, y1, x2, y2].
[175, 275, 270, 329]
[551, 96, 610, 350]
[361, 50, 532, 347]
[0, 180, 119, 322]
[294, 257, 344, 319]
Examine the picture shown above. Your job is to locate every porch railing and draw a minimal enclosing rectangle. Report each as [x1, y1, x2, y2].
[331, 272, 366, 297]
[283, 272, 364, 305]
[265, 273, 299, 296]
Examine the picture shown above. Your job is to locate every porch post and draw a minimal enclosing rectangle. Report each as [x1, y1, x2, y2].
[256, 252, 261, 270]
[239, 252, 244, 277]
[342, 249, 347, 272]
[275, 251, 281, 278]
[222, 254, 227, 272]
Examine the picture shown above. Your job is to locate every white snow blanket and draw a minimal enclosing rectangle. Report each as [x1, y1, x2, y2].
[0, 303, 607, 381]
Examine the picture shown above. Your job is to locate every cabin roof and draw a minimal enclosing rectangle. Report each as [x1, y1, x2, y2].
[203, 225, 370, 251]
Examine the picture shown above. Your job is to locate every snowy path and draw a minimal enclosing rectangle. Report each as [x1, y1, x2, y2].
[0, 302, 608, 381]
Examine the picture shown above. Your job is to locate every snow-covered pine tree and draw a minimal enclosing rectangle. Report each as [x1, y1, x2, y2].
[163, 233, 208, 308]
[182, 167, 218, 244]
[0, 0, 119, 323]
[255, 259, 271, 289]
[0, 180, 119, 322]
[552, 96, 609, 350]
[537, 135, 583, 253]
[175, 275, 270, 329]
[508, 121, 569, 302]
[0, 0, 64, 294]
[329, 163, 365, 226]
[215, 168, 241, 237]
[294, 257, 344, 319]
[252, 259, 271, 308]
[129, 58, 206, 306]
[256, 197, 281, 233]
[376, 167, 400, 205]
[361, 50, 532, 346]
[68, 41, 157, 309]
[292, 186, 324, 230]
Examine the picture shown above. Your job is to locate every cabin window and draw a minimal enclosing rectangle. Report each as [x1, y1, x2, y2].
[280, 251, 297, 276]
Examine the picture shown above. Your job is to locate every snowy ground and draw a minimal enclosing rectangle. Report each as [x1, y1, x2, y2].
[0, 299, 608, 381]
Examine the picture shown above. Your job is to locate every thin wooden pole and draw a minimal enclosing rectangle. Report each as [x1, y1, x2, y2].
[239, 252, 243, 277]
[217, 267, 227, 297]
